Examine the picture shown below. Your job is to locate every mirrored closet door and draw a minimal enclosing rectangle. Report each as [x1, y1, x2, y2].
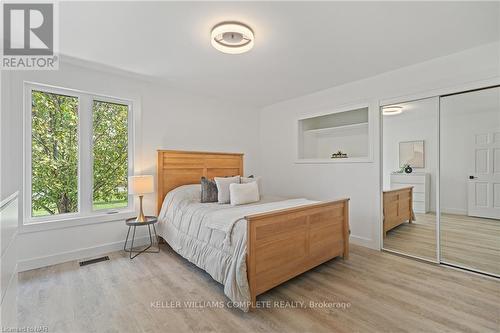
[440, 86, 500, 276]
[382, 97, 438, 261]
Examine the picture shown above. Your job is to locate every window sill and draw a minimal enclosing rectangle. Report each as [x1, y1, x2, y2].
[20, 210, 137, 234]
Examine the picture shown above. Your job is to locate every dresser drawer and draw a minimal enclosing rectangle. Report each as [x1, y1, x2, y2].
[391, 183, 425, 193]
[390, 174, 426, 184]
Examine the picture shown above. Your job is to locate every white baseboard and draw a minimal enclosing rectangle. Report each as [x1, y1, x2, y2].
[350, 234, 377, 249]
[17, 232, 377, 272]
[441, 208, 467, 216]
[17, 236, 151, 272]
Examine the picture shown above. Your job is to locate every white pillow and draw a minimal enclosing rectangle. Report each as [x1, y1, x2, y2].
[230, 181, 260, 206]
[214, 176, 240, 204]
[241, 176, 262, 193]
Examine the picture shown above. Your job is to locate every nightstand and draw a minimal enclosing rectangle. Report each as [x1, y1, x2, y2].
[123, 216, 160, 259]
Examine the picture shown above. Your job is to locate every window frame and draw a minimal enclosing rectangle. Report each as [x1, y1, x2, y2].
[89, 96, 133, 213]
[23, 82, 136, 228]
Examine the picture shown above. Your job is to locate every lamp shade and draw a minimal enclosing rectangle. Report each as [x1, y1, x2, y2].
[128, 175, 154, 195]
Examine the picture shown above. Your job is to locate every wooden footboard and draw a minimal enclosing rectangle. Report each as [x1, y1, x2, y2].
[245, 199, 349, 306]
[383, 186, 414, 236]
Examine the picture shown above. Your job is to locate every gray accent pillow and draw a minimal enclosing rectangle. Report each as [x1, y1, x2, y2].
[241, 175, 262, 194]
[200, 177, 218, 203]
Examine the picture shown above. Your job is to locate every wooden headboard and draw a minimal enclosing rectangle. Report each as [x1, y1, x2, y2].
[156, 150, 244, 214]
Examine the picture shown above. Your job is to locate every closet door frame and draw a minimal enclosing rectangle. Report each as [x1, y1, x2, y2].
[438, 85, 500, 278]
[379, 77, 500, 273]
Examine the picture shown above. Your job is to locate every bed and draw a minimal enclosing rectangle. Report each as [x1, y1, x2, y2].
[382, 186, 415, 236]
[156, 150, 350, 311]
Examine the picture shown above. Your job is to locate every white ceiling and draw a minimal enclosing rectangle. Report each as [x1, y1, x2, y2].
[60, 1, 500, 107]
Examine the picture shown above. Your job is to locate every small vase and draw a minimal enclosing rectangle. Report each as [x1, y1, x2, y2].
[404, 165, 413, 174]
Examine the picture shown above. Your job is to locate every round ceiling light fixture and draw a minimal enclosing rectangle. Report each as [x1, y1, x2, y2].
[211, 22, 254, 54]
[382, 105, 403, 116]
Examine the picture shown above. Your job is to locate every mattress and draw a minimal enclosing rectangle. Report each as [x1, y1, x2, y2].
[156, 184, 317, 311]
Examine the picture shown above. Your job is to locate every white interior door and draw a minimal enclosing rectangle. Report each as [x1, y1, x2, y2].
[468, 129, 500, 219]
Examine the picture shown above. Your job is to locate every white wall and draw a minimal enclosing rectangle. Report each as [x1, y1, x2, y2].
[382, 98, 438, 211]
[1, 72, 17, 203]
[0, 194, 18, 329]
[1, 59, 260, 271]
[0, 72, 18, 328]
[259, 42, 500, 249]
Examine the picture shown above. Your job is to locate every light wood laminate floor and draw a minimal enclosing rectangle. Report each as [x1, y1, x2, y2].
[384, 213, 500, 275]
[383, 213, 437, 260]
[18, 244, 500, 333]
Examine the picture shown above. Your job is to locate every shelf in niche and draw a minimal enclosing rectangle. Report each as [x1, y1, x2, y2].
[303, 122, 369, 136]
[295, 156, 373, 164]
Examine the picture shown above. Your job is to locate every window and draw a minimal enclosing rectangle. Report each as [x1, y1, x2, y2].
[92, 100, 129, 210]
[25, 84, 134, 224]
[31, 91, 79, 217]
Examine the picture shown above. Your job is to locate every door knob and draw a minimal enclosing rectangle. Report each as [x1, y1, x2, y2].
[469, 176, 477, 180]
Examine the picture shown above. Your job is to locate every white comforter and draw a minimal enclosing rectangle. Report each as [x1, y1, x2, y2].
[157, 184, 318, 311]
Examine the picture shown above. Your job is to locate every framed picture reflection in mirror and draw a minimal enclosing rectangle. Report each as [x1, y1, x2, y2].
[399, 140, 424, 168]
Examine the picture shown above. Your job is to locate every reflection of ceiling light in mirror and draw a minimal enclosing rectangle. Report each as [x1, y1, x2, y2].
[382, 106, 403, 116]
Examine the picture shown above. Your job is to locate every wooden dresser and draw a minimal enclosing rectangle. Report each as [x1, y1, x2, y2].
[390, 173, 430, 213]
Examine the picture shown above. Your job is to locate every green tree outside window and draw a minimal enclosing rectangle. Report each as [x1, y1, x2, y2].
[31, 91, 129, 217]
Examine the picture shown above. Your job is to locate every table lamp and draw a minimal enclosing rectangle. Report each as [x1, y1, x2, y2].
[128, 175, 154, 222]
